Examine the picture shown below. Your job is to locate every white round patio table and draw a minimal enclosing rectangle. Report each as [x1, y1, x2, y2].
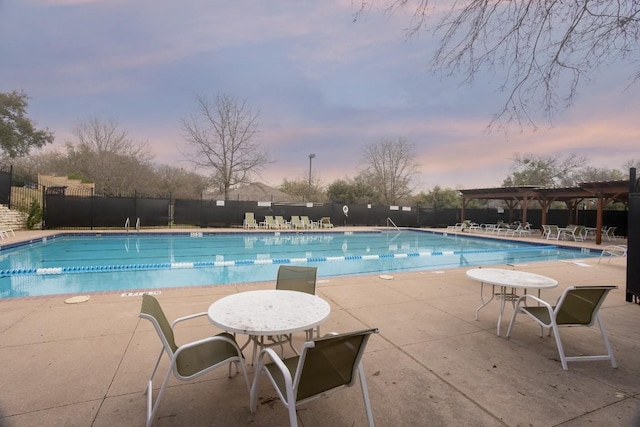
[466, 268, 558, 336]
[208, 289, 331, 362]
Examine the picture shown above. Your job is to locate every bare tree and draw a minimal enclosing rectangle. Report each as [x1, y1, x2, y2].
[502, 153, 587, 188]
[355, 1, 640, 128]
[360, 137, 420, 204]
[572, 166, 625, 183]
[279, 177, 325, 203]
[152, 165, 209, 199]
[181, 94, 270, 200]
[624, 159, 640, 172]
[65, 117, 155, 195]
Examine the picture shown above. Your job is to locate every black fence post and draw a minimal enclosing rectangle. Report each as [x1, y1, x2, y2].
[626, 168, 639, 303]
[8, 165, 12, 208]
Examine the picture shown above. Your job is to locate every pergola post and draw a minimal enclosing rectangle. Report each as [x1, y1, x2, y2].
[461, 197, 467, 222]
[596, 196, 603, 245]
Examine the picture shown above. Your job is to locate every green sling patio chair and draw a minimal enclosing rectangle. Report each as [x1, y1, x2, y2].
[506, 286, 617, 370]
[543, 224, 561, 240]
[261, 215, 280, 229]
[276, 265, 318, 295]
[598, 244, 627, 263]
[250, 328, 379, 427]
[261, 265, 320, 363]
[243, 212, 258, 229]
[319, 216, 334, 228]
[277, 265, 319, 339]
[300, 215, 316, 229]
[139, 294, 250, 427]
[290, 215, 305, 229]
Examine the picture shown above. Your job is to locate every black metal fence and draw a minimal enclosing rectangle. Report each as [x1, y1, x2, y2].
[0, 164, 629, 233]
[0, 165, 42, 212]
[40, 193, 629, 233]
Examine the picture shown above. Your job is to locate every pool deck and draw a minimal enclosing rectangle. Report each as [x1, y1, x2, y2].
[0, 228, 638, 426]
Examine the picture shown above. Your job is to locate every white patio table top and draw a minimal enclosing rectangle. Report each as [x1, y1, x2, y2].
[208, 289, 331, 362]
[466, 268, 558, 336]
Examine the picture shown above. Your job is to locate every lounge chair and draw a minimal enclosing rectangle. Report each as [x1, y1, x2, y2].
[319, 217, 333, 228]
[139, 295, 250, 426]
[0, 228, 15, 239]
[480, 224, 498, 233]
[261, 215, 280, 229]
[598, 245, 627, 263]
[275, 215, 291, 229]
[250, 328, 379, 427]
[560, 225, 585, 241]
[289, 215, 305, 229]
[300, 215, 316, 229]
[544, 225, 560, 240]
[506, 286, 618, 370]
[494, 222, 512, 235]
[243, 212, 258, 229]
[511, 222, 533, 237]
[603, 226, 622, 241]
[466, 222, 482, 232]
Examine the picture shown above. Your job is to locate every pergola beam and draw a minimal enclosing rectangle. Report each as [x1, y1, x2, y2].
[458, 181, 629, 245]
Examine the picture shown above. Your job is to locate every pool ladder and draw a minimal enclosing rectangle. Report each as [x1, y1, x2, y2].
[386, 217, 400, 231]
[125, 217, 141, 232]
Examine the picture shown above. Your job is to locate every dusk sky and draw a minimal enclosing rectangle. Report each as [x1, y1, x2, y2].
[2, 0, 639, 192]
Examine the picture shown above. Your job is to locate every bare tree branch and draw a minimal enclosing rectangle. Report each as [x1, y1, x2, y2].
[360, 137, 420, 204]
[355, 1, 640, 128]
[181, 94, 271, 199]
[65, 117, 154, 195]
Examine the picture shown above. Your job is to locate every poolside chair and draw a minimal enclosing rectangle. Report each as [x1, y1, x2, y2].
[139, 295, 250, 427]
[300, 215, 316, 229]
[506, 286, 618, 370]
[250, 328, 379, 427]
[598, 245, 627, 263]
[267, 266, 320, 356]
[544, 225, 560, 240]
[319, 217, 333, 228]
[290, 215, 304, 229]
[511, 222, 533, 237]
[261, 215, 280, 229]
[243, 212, 258, 229]
[560, 225, 585, 241]
[275, 215, 291, 229]
[603, 226, 622, 241]
[0, 227, 15, 239]
[277, 265, 318, 295]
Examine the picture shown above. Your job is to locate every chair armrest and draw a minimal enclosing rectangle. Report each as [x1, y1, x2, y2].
[255, 347, 294, 385]
[171, 311, 208, 327]
[516, 294, 553, 311]
[514, 294, 555, 322]
[174, 332, 241, 355]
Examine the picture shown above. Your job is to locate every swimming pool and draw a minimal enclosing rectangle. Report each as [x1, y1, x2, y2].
[0, 230, 597, 298]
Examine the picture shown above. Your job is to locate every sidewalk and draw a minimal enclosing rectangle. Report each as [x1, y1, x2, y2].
[0, 230, 638, 426]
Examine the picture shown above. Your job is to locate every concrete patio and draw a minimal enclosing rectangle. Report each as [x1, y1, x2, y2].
[0, 230, 638, 426]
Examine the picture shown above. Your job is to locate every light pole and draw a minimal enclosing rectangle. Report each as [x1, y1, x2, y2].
[308, 153, 316, 189]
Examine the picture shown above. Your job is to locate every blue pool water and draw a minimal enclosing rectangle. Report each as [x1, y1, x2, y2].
[0, 230, 598, 298]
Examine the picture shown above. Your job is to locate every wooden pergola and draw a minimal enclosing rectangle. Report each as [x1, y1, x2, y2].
[459, 180, 629, 245]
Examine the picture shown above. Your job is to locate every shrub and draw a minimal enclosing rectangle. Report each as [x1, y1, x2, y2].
[26, 198, 43, 229]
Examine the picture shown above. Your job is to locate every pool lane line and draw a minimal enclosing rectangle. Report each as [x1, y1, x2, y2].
[0, 245, 566, 277]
